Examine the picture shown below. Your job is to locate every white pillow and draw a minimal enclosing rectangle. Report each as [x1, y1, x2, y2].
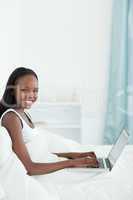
[0, 126, 12, 167]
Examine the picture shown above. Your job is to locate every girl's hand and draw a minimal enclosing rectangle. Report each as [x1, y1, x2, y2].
[65, 152, 97, 159]
[70, 157, 99, 168]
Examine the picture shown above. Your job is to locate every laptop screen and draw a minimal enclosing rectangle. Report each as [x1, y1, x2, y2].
[107, 129, 129, 166]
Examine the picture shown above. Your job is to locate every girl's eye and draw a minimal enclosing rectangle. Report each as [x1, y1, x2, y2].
[34, 89, 38, 93]
[21, 89, 29, 92]
[20, 89, 38, 93]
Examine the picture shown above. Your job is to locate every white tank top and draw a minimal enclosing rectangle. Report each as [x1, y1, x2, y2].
[0, 109, 38, 143]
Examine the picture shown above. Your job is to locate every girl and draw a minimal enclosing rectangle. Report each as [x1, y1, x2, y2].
[0, 67, 99, 199]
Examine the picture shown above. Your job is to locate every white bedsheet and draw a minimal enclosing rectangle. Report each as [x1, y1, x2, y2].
[0, 127, 133, 200]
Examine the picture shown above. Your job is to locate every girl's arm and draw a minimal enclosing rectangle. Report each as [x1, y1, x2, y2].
[2, 112, 99, 176]
[53, 152, 97, 159]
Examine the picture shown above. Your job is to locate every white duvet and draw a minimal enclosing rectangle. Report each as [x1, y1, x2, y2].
[0, 126, 133, 200]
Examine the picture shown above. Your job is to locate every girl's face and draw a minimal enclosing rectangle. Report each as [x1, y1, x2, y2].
[14, 74, 38, 109]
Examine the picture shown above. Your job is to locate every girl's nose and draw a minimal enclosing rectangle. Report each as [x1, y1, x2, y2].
[27, 92, 34, 99]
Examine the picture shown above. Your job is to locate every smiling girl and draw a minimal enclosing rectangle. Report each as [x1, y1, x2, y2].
[0, 67, 98, 176]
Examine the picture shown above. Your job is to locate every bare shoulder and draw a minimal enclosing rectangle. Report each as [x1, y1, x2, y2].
[1, 111, 21, 127]
[1, 111, 23, 142]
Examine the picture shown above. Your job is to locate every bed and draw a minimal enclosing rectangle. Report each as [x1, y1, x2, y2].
[0, 125, 133, 200]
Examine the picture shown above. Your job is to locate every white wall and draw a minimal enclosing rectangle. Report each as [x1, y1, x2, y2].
[0, 0, 21, 96]
[81, 1, 113, 144]
[20, 0, 90, 102]
[0, 0, 112, 144]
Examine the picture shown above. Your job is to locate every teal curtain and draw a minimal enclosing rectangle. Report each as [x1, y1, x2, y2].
[104, 0, 133, 144]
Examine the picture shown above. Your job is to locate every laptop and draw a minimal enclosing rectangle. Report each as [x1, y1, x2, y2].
[67, 128, 129, 172]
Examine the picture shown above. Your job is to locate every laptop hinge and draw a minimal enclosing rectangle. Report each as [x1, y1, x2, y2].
[105, 158, 112, 171]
